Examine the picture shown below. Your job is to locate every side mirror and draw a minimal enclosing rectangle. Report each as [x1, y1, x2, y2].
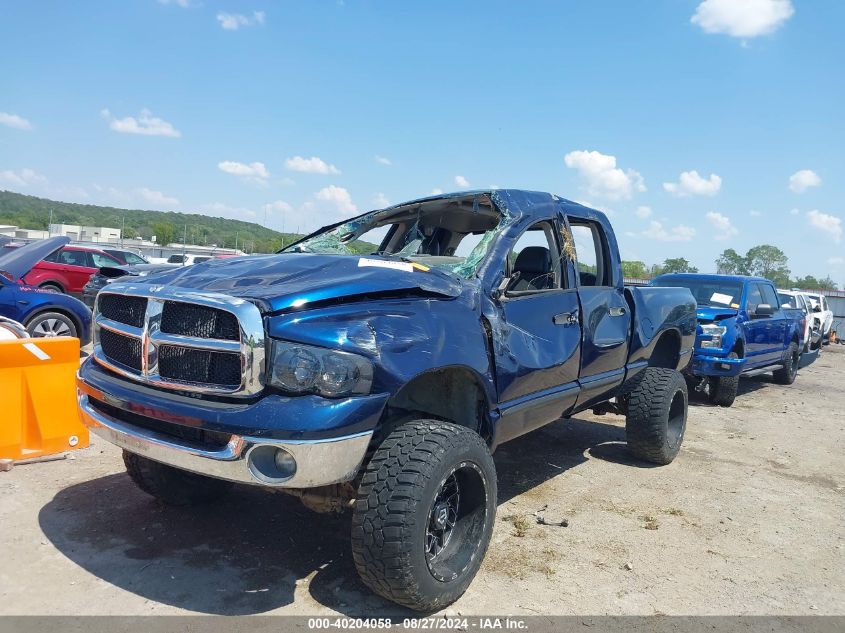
[755, 303, 774, 318]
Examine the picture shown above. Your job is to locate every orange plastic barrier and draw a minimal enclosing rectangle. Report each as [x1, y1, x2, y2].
[0, 337, 89, 461]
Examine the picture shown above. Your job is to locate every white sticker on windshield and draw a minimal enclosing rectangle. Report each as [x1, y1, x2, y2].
[710, 292, 733, 305]
[358, 257, 414, 273]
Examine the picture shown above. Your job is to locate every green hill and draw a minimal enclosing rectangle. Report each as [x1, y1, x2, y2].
[0, 190, 374, 254]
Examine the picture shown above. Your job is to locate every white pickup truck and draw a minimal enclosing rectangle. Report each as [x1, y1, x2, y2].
[804, 292, 834, 344]
[778, 289, 822, 353]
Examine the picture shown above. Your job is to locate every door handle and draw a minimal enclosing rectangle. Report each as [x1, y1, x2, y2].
[609, 306, 626, 317]
[553, 310, 579, 326]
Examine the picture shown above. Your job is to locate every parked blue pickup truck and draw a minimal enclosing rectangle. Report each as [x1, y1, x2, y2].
[651, 274, 804, 407]
[78, 190, 696, 610]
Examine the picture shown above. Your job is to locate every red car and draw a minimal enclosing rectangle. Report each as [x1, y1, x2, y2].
[23, 245, 122, 295]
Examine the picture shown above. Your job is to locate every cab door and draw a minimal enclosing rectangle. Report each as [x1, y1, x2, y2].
[564, 212, 632, 407]
[493, 217, 582, 444]
[758, 282, 787, 360]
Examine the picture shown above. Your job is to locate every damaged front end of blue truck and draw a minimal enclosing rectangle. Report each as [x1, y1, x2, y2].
[78, 189, 695, 611]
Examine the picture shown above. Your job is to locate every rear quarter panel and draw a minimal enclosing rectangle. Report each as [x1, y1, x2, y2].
[624, 285, 697, 379]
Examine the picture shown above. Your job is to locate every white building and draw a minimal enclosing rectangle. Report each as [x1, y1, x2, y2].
[48, 224, 121, 243]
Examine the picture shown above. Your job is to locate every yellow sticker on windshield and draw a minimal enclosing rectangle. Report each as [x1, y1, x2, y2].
[731, 303, 739, 308]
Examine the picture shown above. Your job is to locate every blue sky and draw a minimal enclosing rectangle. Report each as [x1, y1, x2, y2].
[1, 0, 843, 283]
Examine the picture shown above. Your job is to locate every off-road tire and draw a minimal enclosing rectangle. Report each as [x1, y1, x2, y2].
[123, 450, 233, 506]
[351, 420, 496, 611]
[773, 342, 799, 385]
[625, 368, 687, 465]
[708, 353, 739, 407]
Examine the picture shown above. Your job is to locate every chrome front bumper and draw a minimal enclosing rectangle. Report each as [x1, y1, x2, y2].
[78, 392, 373, 488]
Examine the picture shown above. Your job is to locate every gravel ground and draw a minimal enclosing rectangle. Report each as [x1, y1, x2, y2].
[1, 346, 843, 616]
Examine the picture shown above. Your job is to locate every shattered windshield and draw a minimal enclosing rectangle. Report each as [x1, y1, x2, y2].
[282, 194, 507, 278]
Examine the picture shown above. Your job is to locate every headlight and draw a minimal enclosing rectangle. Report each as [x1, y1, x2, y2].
[700, 324, 727, 349]
[269, 341, 373, 397]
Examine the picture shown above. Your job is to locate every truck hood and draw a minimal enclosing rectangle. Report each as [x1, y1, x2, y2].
[0, 236, 69, 281]
[696, 306, 738, 322]
[121, 253, 465, 312]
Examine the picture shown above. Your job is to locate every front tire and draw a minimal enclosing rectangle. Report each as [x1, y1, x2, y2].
[625, 368, 687, 465]
[773, 342, 799, 385]
[351, 420, 496, 611]
[26, 311, 78, 339]
[123, 451, 232, 506]
[708, 353, 739, 407]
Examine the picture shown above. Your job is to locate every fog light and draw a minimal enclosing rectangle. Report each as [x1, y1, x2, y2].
[247, 445, 297, 484]
[274, 448, 297, 478]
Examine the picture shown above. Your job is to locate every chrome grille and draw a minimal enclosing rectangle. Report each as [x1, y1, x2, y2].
[99, 328, 143, 371]
[93, 285, 265, 396]
[161, 301, 239, 340]
[158, 345, 242, 387]
[99, 295, 147, 328]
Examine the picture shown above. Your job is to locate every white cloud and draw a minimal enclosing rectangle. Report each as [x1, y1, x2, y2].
[284, 155, 340, 175]
[789, 169, 821, 193]
[138, 187, 179, 207]
[564, 150, 645, 200]
[663, 170, 722, 197]
[635, 205, 652, 219]
[315, 185, 357, 215]
[807, 210, 842, 243]
[373, 192, 390, 207]
[749, 209, 762, 217]
[691, 0, 794, 39]
[0, 168, 47, 188]
[430, 188, 444, 195]
[158, 0, 191, 6]
[789, 207, 800, 215]
[0, 112, 32, 130]
[101, 108, 181, 137]
[262, 200, 294, 226]
[454, 175, 470, 188]
[375, 155, 392, 166]
[705, 211, 738, 240]
[217, 11, 265, 30]
[637, 220, 696, 242]
[828, 257, 844, 266]
[218, 160, 270, 184]
[263, 200, 294, 214]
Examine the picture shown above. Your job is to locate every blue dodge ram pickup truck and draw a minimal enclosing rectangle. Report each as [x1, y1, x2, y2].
[78, 190, 695, 610]
[651, 273, 804, 407]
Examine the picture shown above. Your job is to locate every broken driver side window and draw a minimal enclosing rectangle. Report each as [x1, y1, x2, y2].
[504, 221, 565, 294]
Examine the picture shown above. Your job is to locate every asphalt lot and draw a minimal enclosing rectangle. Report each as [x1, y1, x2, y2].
[1, 346, 843, 616]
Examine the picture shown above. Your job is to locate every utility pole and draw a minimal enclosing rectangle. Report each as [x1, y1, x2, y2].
[182, 224, 187, 260]
[48, 208, 53, 236]
[121, 215, 125, 247]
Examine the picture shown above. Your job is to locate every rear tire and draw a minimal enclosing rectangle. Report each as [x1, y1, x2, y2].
[351, 420, 496, 611]
[625, 368, 687, 465]
[708, 353, 739, 407]
[38, 282, 63, 293]
[123, 451, 232, 506]
[773, 342, 799, 385]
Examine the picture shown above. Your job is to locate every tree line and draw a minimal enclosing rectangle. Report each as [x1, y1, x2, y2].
[622, 244, 838, 290]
